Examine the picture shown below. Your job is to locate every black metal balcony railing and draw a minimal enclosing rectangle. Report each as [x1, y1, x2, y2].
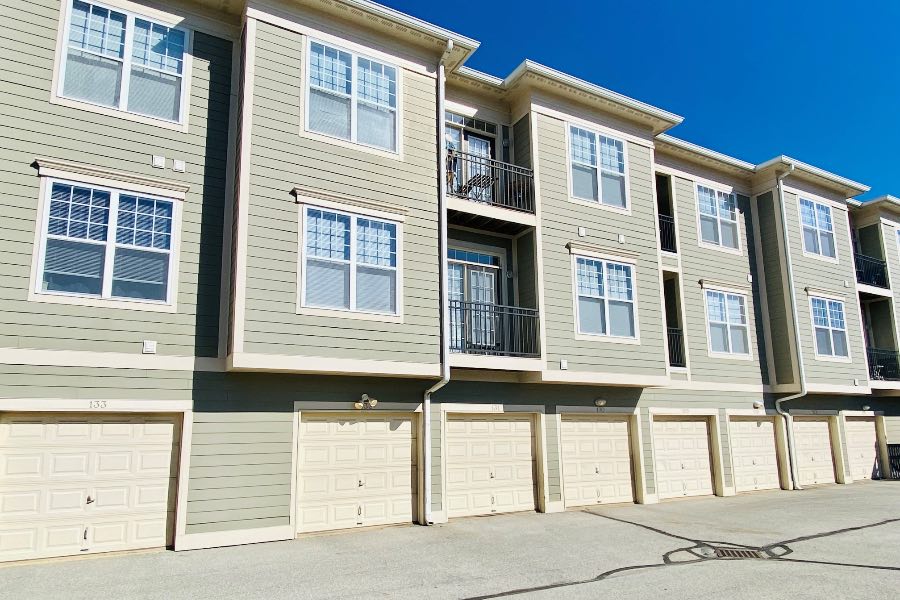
[446, 150, 535, 214]
[855, 253, 889, 288]
[449, 300, 540, 358]
[659, 214, 677, 253]
[667, 327, 686, 368]
[867, 347, 900, 381]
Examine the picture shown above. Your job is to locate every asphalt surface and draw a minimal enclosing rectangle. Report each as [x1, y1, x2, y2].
[2, 481, 899, 599]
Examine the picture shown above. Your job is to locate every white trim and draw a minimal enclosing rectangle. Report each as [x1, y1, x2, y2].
[227, 352, 440, 378]
[694, 183, 743, 255]
[564, 122, 632, 215]
[448, 354, 543, 372]
[302, 36, 403, 159]
[529, 370, 670, 387]
[445, 196, 537, 228]
[565, 242, 639, 263]
[175, 526, 294, 552]
[797, 196, 840, 264]
[174, 409, 193, 545]
[29, 176, 182, 312]
[0, 347, 223, 371]
[570, 253, 641, 343]
[808, 295, 852, 362]
[293, 190, 407, 221]
[701, 286, 753, 360]
[804, 383, 871, 394]
[35, 159, 190, 198]
[297, 203, 404, 319]
[857, 283, 892, 298]
[782, 185, 850, 212]
[51, 0, 194, 132]
[0, 397, 192, 412]
[440, 403, 545, 414]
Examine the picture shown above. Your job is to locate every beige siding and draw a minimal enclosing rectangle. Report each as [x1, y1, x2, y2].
[241, 20, 439, 364]
[783, 190, 868, 386]
[882, 220, 900, 348]
[666, 170, 766, 386]
[0, 0, 233, 358]
[535, 112, 667, 376]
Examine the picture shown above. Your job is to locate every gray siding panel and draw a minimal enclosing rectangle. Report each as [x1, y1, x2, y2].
[536, 113, 666, 375]
[757, 192, 795, 384]
[0, 0, 232, 358]
[516, 231, 537, 309]
[242, 21, 439, 364]
[512, 115, 531, 169]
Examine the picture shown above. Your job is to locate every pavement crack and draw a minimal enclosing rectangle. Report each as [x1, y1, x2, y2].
[763, 517, 900, 550]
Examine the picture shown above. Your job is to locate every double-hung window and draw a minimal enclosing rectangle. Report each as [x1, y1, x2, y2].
[306, 41, 399, 152]
[569, 126, 627, 209]
[799, 198, 836, 259]
[697, 185, 739, 250]
[705, 290, 750, 355]
[301, 206, 399, 315]
[60, 1, 189, 123]
[574, 256, 636, 338]
[811, 297, 849, 358]
[38, 180, 176, 303]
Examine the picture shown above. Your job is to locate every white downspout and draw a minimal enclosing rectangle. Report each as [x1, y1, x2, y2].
[422, 39, 454, 525]
[774, 163, 805, 490]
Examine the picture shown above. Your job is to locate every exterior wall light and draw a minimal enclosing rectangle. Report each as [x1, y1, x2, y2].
[594, 399, 607, 407]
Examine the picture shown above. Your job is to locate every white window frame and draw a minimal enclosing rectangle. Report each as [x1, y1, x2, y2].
[809, 295, 851, 361]
[565, 123, 631, 214]
[297, 202, 404, 322]
[570, 252, 640, 344]
[798, 197, 839, 263]
[702, 287, 752, 360]
[30, 176, 182, 313]
[51, 0, 194, 132]
[303, 37, 403, 157]
[695, 184, 742, 255]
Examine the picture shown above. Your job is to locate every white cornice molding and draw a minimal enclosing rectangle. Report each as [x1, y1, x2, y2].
[35, 157, 191, 198]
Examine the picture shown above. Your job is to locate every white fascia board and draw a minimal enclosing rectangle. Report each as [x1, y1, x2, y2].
[341, 0, 479, 52]
[756, 155, 870, 195]
[655, 134, 756, 172]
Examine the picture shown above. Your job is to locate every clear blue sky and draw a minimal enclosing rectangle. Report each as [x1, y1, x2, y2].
[386, 0, 899, 199]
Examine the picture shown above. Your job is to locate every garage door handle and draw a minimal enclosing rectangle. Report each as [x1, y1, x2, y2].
[86, 496, 94, 505]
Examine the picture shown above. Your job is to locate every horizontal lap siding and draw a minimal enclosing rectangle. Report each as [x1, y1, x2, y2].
[0, 364, 195, 401]
[757, 192, 795, 384]
[0, 0, 232, 358]
[882, 220, 900, 349]
[783, 192, 868, 385]
[536, 114, 666, 375]
[242, 21, 439, 364]
[670, 174, 766, 385]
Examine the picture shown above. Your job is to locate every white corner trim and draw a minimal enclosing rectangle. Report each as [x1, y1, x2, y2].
[175, 525, 295, 552]
[293, 188, 408, 221]
[35, 158, 190, 199]
[0, 348, 223, 372]
[227, 352, 440, 378]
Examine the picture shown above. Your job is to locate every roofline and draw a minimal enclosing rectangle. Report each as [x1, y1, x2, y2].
[505, 60, 684, 129]
[853, 195, 900, 211]
[340, 0, 480, 52]
[756, 155, 870, 194]
[453, 65, 504, 87]
[655, 134, 755, 171]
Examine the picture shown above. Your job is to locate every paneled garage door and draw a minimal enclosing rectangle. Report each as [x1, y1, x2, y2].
[296, 413, 416, 533]
[845, 417, 878, 481]
[730, 417, 780, 493]
[0, 413, 179, 563]
[793, 417, 835, 486]
[653, 417, 714, 500]
[561, 415, 633, 506]
[445, 414, 536, 518]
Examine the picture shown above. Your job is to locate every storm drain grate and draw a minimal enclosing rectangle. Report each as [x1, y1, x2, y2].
[714, 548, 764, 559]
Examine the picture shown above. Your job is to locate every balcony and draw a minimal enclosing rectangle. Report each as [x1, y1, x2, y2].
[659, 214, 677, 253]
[855, 254, 889, 288]
[446, 151, 535, 215]
[449, 300, 540, 359]
[667, 327, 686, 368]
[868, 347, 900, 381]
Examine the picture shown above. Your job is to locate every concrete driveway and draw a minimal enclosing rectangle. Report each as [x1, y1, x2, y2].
[2, 482, 899, 600]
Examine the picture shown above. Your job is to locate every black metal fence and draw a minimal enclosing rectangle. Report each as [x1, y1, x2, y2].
[888, 444, 900, 479]
[659, 214, 677, 253]
[446, 150, 535, 214]
[449, 300, 540, 358]
[667, 327, 686, 368]
[867, 347, 900, 381]
[855, 253, 889, 288]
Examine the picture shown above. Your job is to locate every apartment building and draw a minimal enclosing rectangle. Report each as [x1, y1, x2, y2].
[0, 0, 896, 563]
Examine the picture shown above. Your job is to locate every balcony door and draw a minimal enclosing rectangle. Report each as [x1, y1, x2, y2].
[445, 111, 497, 203]
[448, 249, 503, 352]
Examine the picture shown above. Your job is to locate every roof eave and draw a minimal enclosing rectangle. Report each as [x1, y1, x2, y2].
[655, 134, 756, 173]
[756, 155, 870, 198]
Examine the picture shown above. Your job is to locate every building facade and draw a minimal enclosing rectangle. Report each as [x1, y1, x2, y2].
[0, 0, 897, 562]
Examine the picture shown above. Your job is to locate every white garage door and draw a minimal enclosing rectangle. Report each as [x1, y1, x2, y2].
[0, 413, 179, 563]
[445, 414, 536, 518]
[296, 413, 416, 533]
[730, 417, 780, 493]
[653, 417, 713, 500]
[793, 417, 835, 486]
[845, 417, 878, 481]
[561, 415, 633, 506]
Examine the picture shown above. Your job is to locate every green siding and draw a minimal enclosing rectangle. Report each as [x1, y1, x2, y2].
[516, 231, 538, 309]
[536, 113, 667, 375]
[512, 115, 531, 169]
[783, 191, 868, 386]
[757, 192, 795, 384]
[241, 21, 440, 364]
[0, 0, 232, 358]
